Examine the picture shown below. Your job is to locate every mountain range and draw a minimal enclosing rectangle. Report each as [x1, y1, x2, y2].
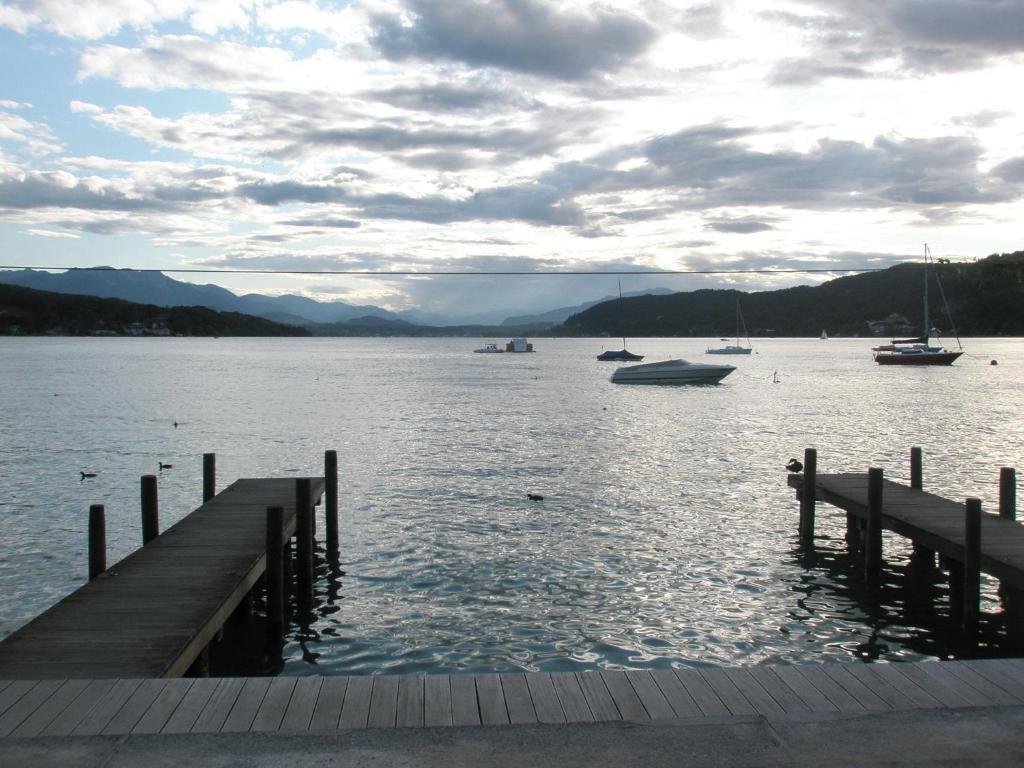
[0, 267, 670, 329]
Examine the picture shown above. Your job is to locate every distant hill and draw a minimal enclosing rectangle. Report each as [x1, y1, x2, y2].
[560, 252, 1024, 337]
[501, 287, 674, 328]
[0, 267, 397, 325]
[0, 284, 309, 337]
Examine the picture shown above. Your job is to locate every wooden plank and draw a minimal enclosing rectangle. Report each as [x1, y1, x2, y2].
[837, 664, 915, 711]
[396, 675, 424, 728]
[499, 674, 537, 725]
[367, 676, 399, 729]
[908, 662, 991, 707]
[0, 679, 63, 737]
[423, 676, 453, 727]
[747, 667, 811, 714]
[10, 680, 92, 738]
[942, 662, 1022, 706]
[309, 677, 348, 733]
[649, 669, 701, 718]
[164, 678, 220, 733]
[219, 677, 270, 733]
[39, 679, 116, 736]
[576, 673, 619, 722]
[698, 668, 757, 716]
[625, 671, 675, 720]
[102, 678, 168, 734]
[72, 679, 143, 735]
[339, 676, 373, 729]
[866, 664, 942, 709]
[721, 668, 785, 716]
[962, 659, 1024, 700]
[251, 677, 297, 732]
[0, 680, 36, 719]
[600, 671, 648, 720]
[131, 679, 194, 734]
[450, 675, 480, 727]
[673, 668, 729, 716]
[551, 672, 593, 722]
[770, 666, 838, 714]
[191, 678, 244, 733]
[791, 665, 865, 714]
[475, 674, 508, 725]
[280, 676, 322, 732]
[525, 673, 566, 724]
[819, 665, 890, 711]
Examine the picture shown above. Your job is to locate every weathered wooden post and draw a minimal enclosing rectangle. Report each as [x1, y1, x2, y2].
[141, 474, 159, 545]
[88, 504, 106, 580]
[325, 450, 339, 549]
[203, 452, 216, 503]
[296, 477, 314, 605]
[865, 467, 883, 590]
[799, 448, 817, 546]
[910, 447, 923, 490]
[1001, 468, 1017, 520]
[266, 506, 285, 642]
[963, 498, 982, 635]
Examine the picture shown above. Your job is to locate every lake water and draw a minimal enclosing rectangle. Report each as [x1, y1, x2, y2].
[1, 336, 1022, 675]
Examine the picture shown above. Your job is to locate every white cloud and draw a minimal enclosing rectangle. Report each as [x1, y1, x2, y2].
[25, 227, 79, 238]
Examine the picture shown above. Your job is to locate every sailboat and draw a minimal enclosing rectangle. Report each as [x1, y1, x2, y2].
[706, 298, 752, 355]
[820, 329, 828, 340]
[597, 281, 643, 361]
[873, 245, 963, 366]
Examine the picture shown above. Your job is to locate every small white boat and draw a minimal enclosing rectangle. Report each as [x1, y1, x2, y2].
[707, 299, 752, 355]
[506, 337, 534, 352]
[474, 342, 504, 353]
[611, 359, 736, 385]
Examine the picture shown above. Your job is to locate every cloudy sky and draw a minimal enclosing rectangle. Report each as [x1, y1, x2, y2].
[1, 0, 1022, 320]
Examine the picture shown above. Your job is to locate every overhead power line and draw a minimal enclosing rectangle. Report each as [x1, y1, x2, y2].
[0, 265, 892, 276]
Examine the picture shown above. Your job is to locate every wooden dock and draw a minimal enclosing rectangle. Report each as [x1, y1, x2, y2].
[0, 477, 325, 680]
[787, 472, 1024, 589]
[1, 658, 1022, 737]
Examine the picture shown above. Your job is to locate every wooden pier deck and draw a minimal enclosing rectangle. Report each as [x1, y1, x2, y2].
[1, 658, 1022, 737]
[788, 472, 1024, 588]
[0, 477, 324, 680]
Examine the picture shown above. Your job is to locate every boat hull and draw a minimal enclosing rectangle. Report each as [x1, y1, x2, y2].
[611, 359, 735, 385]
[875, 351, 962, 365]
[597, 350, 644, 361]
[706, 347, 751, 355]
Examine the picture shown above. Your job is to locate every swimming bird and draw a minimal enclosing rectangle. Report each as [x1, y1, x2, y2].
[80, 472, 97, 480]
[526, 493, 544, 502]
[785, 458, 803, 474]
[159, 462, 173, 471]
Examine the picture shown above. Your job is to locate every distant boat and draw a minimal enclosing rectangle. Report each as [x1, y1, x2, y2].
[873, 245, 963, 366]
[474, 342, 504, 353]
[820, 329, 828, 340]
[506, 337, 535, 353]
[611, 359, 735, 385]
[707, 299, 752, 355]
[597, 280, 643, 361]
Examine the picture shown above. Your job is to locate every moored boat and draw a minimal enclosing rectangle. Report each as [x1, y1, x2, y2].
[611, 359, 735, 385]
[474, 342, 504, 353]
[707, 299, 752, 355]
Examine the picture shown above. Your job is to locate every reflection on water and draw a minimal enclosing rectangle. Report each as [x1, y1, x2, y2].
[0, 337, 1022, 675]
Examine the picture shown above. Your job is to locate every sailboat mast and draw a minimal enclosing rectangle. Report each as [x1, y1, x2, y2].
[618, 279, 626, 349]
[923, 244, 930, 340]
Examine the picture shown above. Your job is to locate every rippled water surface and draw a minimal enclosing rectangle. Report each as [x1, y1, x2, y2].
[1, 336, 1022, 674]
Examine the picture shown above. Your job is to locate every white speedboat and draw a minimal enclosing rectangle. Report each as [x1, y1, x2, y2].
[611, 359, 736, 385]
[474, 342, 504, 353]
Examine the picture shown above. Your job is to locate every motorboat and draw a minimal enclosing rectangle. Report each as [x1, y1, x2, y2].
[596, 280, 643, 361]
[474, 342, 504, 353]
[873, 244, 963, 366]
[706, 299, 752, 355]
[611, 359, 736, 385]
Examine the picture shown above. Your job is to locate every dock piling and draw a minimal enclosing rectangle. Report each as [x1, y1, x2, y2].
[203, 452, 216, 503]
[326, 450, 339, 549]
[865, 467, 883, 590]
[963, 498, 982, 635]
[266, 506, 285, 642]
[909, 448, 935, 576]
[799, 448, 817, 546]
[296, 478, 314, 605]
[1000, 468, 1017, 520]
[88, 504, 106, 580]
[910, 447, 923, 489]
[141, 474, 159, 545]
